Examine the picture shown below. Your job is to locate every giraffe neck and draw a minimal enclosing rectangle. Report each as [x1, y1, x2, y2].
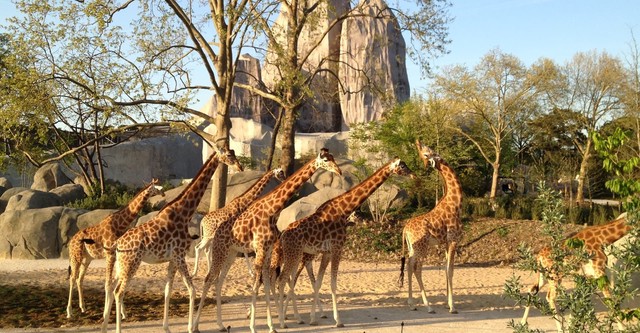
[228, 171, 275, 214]
[319, 161, 394, 219]
[256, 160, 316, 216]
[436, 160, 462, 207]
[161, 152, 220, 225]
[118, 183, 155, 224]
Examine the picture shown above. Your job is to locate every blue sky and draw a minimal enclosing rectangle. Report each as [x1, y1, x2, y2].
[417, 0, 640, 91]
[1, 0, 639, 97]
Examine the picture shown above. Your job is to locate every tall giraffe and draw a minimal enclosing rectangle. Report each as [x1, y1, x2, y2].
[521, 214, 630, 332]
[399, 140, 463, 314]
[276, 157, 415, 328]
[192, 148, 342, 333]
[100, 149, 243, 333]
[192, 167, 285, 277]
[66, 179, 164, 318]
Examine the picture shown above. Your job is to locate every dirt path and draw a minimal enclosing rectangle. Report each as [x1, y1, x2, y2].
[0, 258, 562, 332]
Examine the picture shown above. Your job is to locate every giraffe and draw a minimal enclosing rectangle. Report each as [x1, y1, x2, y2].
[399, 140, 463, 314]
[521, 214, 630, 332]
[192, 168, 285, 277]
[276, 157, 415, 328]
[271, 212, 362, 320]
[192, 148, 342, 333]
[66, 179, 164, 318]
[100, 149, 243, 333]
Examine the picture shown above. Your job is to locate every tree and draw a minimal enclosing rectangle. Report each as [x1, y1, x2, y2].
[3, 0, 256, 205]
[237, 0, 452, 176]
[552, 50, 627, 203]
[434, 49, 555, 200]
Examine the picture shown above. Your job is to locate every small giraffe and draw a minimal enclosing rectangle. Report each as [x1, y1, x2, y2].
[100, 149, 243, 333]
[276, 157, 415, 328]
[521, 214, 630, 332]
[192, 148, 342, 333]
[192, 167, 285, 277]
[399, 140, 463, 314]
[66, 178, 164, 318]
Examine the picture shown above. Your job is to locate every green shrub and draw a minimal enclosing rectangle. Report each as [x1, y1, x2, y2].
[69, 182, 140, 211]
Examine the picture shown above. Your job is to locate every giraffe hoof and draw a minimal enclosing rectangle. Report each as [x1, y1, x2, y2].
[450, 310, 458, 314]
[297, 320, 305, 324]
[336, 323, 344, 328]
[428, 309, 436, 314]
[309, 321, 318, 326]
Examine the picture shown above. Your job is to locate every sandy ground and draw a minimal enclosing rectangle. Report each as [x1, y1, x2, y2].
[0, 258, 560, 333]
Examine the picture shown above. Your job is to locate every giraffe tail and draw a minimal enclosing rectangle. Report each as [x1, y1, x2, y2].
[398, 230, 407, 288]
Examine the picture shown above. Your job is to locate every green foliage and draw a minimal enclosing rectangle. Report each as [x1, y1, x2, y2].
[69, 182, 144, 212]
[343, 219, 404, 262]
[506, 125, 640, 333]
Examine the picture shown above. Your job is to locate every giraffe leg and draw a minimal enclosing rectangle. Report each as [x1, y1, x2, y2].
[521, 272, 546, 325]
[310, 253, 330, 326]
[329, 251, 343, 328]
[176, 256, 196, 333]
[194, 247, 234, 332]
[285, 254, 319, 322]
[406, 255, 416, 310]
[413, 258, 435, 313]
[547, 280, 563, 333]
[162, 261, 178, 333]
[66, 248, 83, 318]
[445, 242, 457, 313]
[249, 247, 276, 333]
[113, 254, 142, 333]
[300, 255, 324, 319]
[245, 251, 255, 279]
[192, 237, 211, 277]
[76, 257, 91, 315]
[276, 247, 303, 328]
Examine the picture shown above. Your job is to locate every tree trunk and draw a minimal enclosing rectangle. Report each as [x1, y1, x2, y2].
[575, 139, 592, 203]
[279, 106, 297, 176]
[208, 103, 232, 211]
[489, 161, 500, 200]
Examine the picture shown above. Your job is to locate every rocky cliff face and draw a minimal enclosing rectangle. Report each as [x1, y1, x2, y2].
[339, 0, 410, 130]
[225, 0, 408, 133]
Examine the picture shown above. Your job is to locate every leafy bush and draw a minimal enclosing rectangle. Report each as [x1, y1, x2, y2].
[69, 181, 142, 211]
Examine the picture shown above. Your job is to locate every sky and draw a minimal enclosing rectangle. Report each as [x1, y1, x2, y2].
[1, 0, 639, 97]
[416, 0, 640, 91]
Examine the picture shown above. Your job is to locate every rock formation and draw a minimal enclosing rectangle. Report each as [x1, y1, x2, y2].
[339, 0, 410, 130]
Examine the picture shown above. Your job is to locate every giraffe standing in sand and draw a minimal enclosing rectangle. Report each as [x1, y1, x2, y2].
[399, 140, 463, 314]
[66, 178, 164, 318]
[192, 168, 285, 277]
[192, 148, 342, 333]
[100, 149, 243, 333]
[521, 214, 630, 332]
[276, 157, 415, 329]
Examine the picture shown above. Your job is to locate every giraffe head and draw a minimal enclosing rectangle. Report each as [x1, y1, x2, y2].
[415, 139, 442, 169]
[314, 148, 342, 175]
[390, 157, 417, 179]
[148, 178, 165, 197]
[218, 148, 244, 172]
[272, 168, 286, 181]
